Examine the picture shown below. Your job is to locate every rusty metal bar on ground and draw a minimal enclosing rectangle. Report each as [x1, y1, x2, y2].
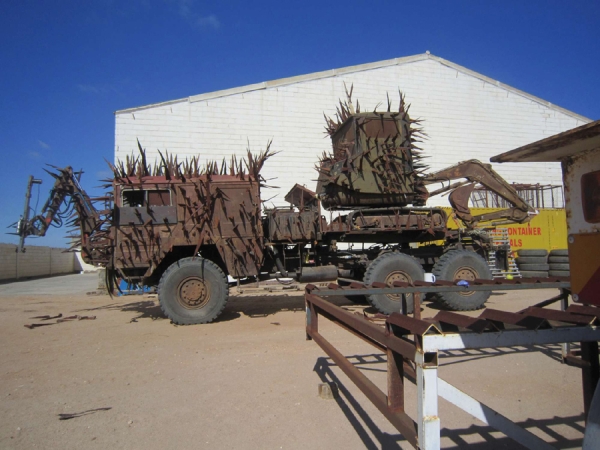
[306, 284, 600, 449]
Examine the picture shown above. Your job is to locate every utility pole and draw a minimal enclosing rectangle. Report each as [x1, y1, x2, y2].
[18, 175, 42, 252]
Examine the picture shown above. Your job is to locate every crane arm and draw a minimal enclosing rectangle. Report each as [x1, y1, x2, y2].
[15, 166, 112, 265]
[20, 166, 89, 239]
[423, 159, 535, 228]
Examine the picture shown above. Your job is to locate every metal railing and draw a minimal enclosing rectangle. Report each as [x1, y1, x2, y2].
[471, 184, 564, 209]
[305, 280, 600, 449]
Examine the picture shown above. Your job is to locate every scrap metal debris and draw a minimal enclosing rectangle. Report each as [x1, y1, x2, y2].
[24, 314, 96, 329]
[58, 407, 112, 421]
[24, 323, 54, 329]
[57, 315, 96, 322]
[29, 313, 63, 320]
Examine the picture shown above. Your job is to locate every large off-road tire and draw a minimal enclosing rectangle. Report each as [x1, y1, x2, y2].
[432, 250, 492, 311]
[364, 252, 425, 315]
[518, 249, 548, 257]
[158, 257, 229, 325]
[549, 270, 570, 278]
[520, 270, 549, 278]
[549, 256, 569, 264]
[515, 256, 547, 265]
[518, 263, 550, 271]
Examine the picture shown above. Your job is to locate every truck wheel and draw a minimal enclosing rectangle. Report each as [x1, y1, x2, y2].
[158, 257, 229, 325]
[364, 252, 424, 315]
[433, 250, 492, 311]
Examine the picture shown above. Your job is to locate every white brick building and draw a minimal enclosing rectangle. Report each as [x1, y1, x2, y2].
[114, 53, 590, 207]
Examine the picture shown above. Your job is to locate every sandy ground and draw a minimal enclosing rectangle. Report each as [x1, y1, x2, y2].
[0, 273, 587, 449]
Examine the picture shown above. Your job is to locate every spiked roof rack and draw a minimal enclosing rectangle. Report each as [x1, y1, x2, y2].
[103, 140, 277, 189]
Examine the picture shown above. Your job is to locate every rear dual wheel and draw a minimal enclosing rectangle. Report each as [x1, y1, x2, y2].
[363, 249, 493, 314]
[432, 250, 492, 311]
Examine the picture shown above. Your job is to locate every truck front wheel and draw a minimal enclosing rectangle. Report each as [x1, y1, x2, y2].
[364, 252, 425, 315]
[158, 257, 229, 325]
[432, 249, 492, 311]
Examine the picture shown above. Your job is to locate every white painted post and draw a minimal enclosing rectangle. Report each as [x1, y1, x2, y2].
[416, 350, 440, 449]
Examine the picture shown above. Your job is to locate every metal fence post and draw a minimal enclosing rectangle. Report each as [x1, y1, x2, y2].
[387, 323, 405, 413]
[305, 295, 318, 341]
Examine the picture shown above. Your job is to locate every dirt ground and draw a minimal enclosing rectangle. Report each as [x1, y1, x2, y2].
[0, 273, 587, 449]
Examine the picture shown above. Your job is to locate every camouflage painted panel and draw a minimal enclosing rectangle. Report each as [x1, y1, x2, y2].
[317, 92, 428, 210]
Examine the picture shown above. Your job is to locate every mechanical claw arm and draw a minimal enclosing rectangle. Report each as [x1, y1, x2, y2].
[423, 159, 535, 228]
[14, 166, 109, 259]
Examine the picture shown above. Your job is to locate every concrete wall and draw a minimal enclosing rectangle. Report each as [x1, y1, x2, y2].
[115, 53, 590, 208]
[0, 244, 76, 281]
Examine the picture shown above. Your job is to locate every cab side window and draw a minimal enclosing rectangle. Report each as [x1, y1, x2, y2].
[123, 190, 145, 207]
[148, 190, 171, 206]
[122, 189, 171, 207]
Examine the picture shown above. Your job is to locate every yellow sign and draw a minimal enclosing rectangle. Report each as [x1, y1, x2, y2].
[442, 208, 568, 251]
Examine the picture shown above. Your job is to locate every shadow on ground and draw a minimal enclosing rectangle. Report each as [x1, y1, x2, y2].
[314, 355, 584, 449]
[73, 292, 360, 323]
[75, 299, 166, 322]
[226, 293, 358, 318]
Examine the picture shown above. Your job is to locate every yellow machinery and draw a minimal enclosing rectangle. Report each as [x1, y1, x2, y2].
[443, 207, 568, 251]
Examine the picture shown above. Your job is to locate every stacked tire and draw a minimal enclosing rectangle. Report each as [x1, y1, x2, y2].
[548, 249, 570, 278]
[515, 249, 549, 278]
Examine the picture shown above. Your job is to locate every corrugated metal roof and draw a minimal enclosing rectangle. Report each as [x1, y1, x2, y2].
[115, 52, 590, 123]
[491, 120, 600, 163]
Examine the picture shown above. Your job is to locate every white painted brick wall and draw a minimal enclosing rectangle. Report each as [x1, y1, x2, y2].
[115, 57, 589, 209]
[0, 244, 75, 281]
[0, 244, 17, 280]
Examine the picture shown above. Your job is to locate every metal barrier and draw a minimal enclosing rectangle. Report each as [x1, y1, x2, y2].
[305, 279, 600, 449]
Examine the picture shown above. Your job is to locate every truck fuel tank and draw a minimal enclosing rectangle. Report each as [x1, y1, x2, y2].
[298, 266, 338, 283]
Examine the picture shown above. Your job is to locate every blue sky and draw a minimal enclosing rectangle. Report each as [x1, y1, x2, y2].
[1, 0, 599, 248]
